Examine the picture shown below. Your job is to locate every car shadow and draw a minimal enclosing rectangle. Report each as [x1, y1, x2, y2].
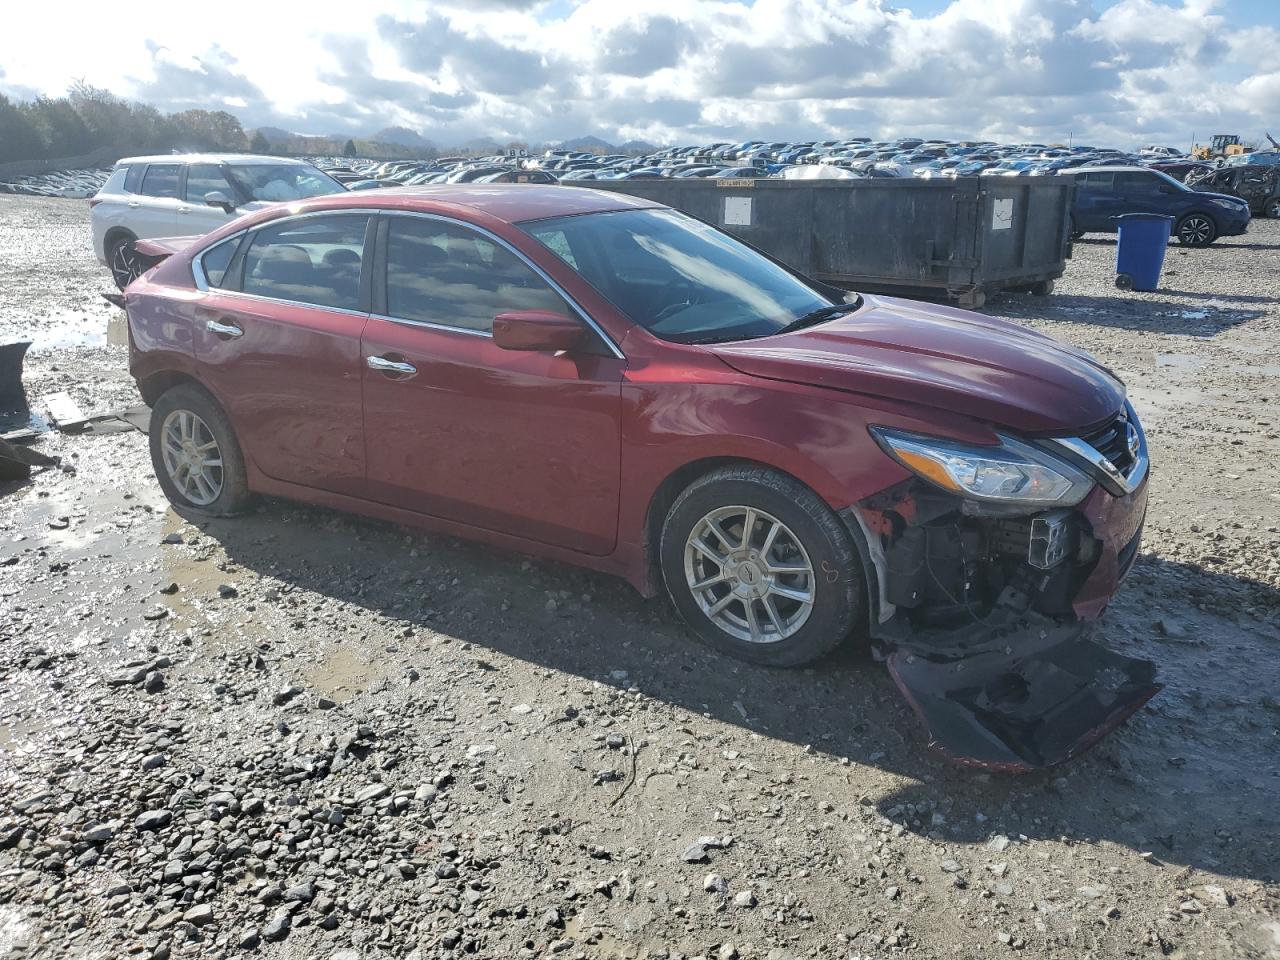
[193, 496, 1280, 885]
[987, 292, 1265, 336]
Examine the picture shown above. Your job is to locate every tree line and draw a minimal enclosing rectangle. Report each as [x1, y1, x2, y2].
[0, 83, 257, 164]
[0, 83, 457, 165]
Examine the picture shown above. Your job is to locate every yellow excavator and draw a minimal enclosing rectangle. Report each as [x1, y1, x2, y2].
[1193, 134, 1251, 160]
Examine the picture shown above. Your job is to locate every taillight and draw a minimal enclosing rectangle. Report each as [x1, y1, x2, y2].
[88, 197, 102, 208]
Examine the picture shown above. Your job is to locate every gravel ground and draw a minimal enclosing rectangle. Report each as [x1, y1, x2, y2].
[1, 194, 1277, 960]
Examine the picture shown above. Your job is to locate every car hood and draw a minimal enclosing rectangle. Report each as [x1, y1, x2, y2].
[709, 296, 1125, 433]
[1190, 189, 1251, 206]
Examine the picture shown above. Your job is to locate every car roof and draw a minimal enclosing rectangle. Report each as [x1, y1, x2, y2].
[1059, 165, 1161, 174]
[116, 154, 312, 166]
[273, 184, 664, 224]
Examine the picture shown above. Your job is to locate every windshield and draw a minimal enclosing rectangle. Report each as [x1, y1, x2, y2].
[226, 164, 345, 202]
[1151, 169, 1190, 191]
[520, 209, 844, 344]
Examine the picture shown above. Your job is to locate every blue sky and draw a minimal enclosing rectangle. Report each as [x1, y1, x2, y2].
[1, 0, 1278, 148]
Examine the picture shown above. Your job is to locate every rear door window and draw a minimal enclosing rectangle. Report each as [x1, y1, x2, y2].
[383, 217, 569, 333]
[140, 164, 182, 199]
[123, 164, 144, 194]
[240, 215, 369, 311]
[185, 164, 234, 204]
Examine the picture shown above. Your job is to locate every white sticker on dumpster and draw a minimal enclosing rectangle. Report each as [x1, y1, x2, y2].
[992, 198, 1014, 230]
[724, 196, 753, 226]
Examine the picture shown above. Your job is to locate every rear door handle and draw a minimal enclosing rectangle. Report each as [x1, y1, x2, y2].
[205, 319, 243, 339]
[127, 201, 140, 208]
[367, 355, 417, 376]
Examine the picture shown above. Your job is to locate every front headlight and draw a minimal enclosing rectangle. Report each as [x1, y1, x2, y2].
[870, 428, 1096, 507]
[1212, 198, 1243, 210]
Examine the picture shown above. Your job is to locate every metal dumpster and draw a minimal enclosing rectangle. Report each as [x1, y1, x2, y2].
[584, 177, 1075, 308]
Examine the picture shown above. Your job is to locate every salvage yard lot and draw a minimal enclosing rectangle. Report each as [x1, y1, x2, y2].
[0, 193, 1277, 959]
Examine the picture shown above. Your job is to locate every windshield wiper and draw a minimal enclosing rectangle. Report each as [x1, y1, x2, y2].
[773, 300, 860, 336]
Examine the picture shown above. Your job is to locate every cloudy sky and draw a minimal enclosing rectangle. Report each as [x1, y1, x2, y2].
[1, 0, 1277, 148]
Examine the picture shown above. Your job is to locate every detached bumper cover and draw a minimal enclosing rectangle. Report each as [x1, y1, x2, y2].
[887, 630, 1160, 771]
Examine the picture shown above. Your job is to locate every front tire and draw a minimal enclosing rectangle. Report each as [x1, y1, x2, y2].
[1175, 214, 1217, 246]
[149, 383, 251, 517]
[660, 465, 863, 667]
[1266, 198, 1280, 219]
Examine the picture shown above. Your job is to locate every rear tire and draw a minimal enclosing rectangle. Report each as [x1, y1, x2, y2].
[1115, 273, 1135, 291]
[149, 383, 251, 517]
[107, 233, 142, 290]
[660, 465, 863, 667]
[1175, 214, 1216, 247]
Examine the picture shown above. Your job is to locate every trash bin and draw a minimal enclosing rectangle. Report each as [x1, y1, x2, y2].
[1113, 214, 1172, 292]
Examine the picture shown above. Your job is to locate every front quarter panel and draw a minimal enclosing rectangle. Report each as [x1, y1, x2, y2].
[616, 346, 1002, 558]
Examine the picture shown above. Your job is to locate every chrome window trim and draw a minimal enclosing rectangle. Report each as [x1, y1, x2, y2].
[1044, 401, 1149, 497]
[191, 229, 247, 292]
[381, 210, 626, 360]
[190, 206, 627, 361]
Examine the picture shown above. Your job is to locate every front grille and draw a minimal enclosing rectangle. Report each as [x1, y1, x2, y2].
[1083, 412, 1134, 474]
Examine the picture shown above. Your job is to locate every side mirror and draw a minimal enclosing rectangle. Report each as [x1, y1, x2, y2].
[492, 310, 584, 352]
[204, 191, 235, 214]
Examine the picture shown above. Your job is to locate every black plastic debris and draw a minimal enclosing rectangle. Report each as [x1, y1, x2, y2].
[0, 437, 57, 483]
[887, 632, 1160, 771]
[0, 341, 31, 406]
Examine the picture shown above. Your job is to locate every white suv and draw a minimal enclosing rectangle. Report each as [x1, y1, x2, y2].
[91, 154, 347, 288]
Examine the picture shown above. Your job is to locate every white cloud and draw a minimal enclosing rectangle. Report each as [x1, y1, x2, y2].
[0, 0, 1276, 148]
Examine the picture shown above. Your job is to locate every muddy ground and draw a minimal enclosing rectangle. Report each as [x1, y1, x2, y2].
[0, 194, 1277, 960]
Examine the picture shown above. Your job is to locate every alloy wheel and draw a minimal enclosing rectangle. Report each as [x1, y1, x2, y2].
[160, 409, 224, 507]
[1178, 216, 1213, 245]
[110, 240, 143, 290]
[683, 505, 815, 644]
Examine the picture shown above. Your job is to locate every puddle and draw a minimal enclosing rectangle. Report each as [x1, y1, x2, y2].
[24, 312, 127, 353]
[302, 644, 378, 702]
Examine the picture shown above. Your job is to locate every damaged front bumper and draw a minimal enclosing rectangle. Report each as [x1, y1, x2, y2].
[848, 456, 1157, 771]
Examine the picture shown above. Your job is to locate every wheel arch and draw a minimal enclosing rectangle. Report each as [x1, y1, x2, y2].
[135, 369, 208, 407]
[103, 225, 138, 249]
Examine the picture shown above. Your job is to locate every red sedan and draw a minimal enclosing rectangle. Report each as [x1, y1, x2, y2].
[124, 185, 1157, 769]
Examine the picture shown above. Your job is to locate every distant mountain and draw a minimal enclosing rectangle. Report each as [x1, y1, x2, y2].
[254, 126, 294, 144]
[371, 126, 434, 148]
[618, 139, 660, 155]
[558, 135, 615, 153]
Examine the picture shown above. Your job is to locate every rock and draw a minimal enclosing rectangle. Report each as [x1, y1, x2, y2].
[107, 666, 147, 687]
[940, 859, 963, 873]
[605, 733, 626, 749]
[142, 607, 168, 621]
[257, 885, 283, 904]
[733, 890, 757, 909]
[134, 810, 171, 831]
[262, 912, 291, 942]
[1201, 885, 1231, 907]
[1157, 619, 1188, 639]
[703, 873, 728, 894]
[273, 684, 303, 706]
[143, 671, 164, 693]
[284, 880, 315, 903]
[83, 823, 114, 844]
[465, 744, 496, 760]
[238, 928, 260, 950]
[217, 583, 238, 598]
[356, 784, 390, 804]
[987, 834, 1011, 852]
[435, 861, 458, 879]
[183, 904, 214, 926]
[510, 703, 533, 715]
[541, 908, 563, 929]
[327, 808, 346, 825]
[162, 532, 184, 544]
[1179, 898, 1204, 914]
[317, 696, 337, 710]
[141, 753, 166, 770]
[682, 843, 709, 863]
[885, 885, 900, 901]
[414, 784, 438, 802]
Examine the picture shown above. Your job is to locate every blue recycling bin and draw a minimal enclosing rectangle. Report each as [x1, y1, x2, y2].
[1113, 213, 1172, 292]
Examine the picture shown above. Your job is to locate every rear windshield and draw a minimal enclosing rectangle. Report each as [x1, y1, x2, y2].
[225, 164, 345, 202]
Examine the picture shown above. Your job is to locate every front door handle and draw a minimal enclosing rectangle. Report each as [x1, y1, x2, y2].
[366, 355, 417, 377]
[205, 319, 243, 339]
